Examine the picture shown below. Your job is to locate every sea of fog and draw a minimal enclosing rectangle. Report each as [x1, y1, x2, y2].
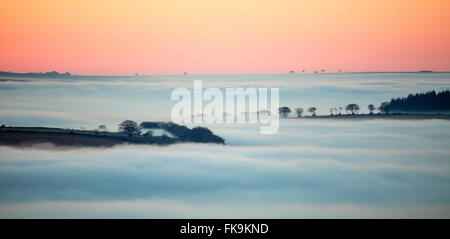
[1, 73, 450, 128]
[0, 73, 449, 218]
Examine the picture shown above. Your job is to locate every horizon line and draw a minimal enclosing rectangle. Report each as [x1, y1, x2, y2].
[1, 70, 450, 77]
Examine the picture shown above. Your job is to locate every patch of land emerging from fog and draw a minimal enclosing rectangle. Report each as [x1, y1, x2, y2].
[0, 124, 225, 148]
[288, 113, 450, 121]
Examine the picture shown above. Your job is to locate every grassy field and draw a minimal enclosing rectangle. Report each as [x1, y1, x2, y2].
[0, 126, 180, 148]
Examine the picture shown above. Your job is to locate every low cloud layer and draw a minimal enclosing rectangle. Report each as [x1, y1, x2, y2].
[1, 120, 449, 218]
[1, 74, 449, 217]
[1, 200, 449, 219]
[1, 73, 450, 128]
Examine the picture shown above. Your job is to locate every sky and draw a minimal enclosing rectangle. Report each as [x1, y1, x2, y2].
[1, 0, 450, 75]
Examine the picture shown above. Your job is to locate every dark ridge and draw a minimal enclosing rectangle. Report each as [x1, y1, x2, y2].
[140, 121, 225, 144]
[0, 71, 71, 78]
[286, 113, 450, 120]
[385, 90, 450, 113]
[0, 124, 225, 148]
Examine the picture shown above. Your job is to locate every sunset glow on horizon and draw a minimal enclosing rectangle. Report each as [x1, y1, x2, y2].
[1, 0, 449, 75]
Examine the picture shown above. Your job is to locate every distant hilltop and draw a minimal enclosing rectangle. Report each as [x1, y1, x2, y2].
[1, 70, 449, 76]
[350, 70, 446, 74]
[0, 121, 225, 149]
[0, 71, 71, 77]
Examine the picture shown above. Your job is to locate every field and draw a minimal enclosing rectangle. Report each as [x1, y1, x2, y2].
[0, 127, 179, 148]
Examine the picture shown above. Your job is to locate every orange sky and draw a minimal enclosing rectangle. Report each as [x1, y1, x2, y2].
[1, 0, 449, 74]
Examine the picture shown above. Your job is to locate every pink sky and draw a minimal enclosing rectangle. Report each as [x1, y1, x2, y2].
[1, 0, 449, 75]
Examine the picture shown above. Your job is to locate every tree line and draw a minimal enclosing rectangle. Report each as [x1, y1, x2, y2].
[383, 90, 450, 113]
[278, 90, 450, 117]
[116, 120, 225, 144]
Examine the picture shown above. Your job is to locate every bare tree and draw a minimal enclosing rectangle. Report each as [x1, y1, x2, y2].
[368, 104, 375, 114]
[329, 107, 338, 115]
[295, 108, 303, 117]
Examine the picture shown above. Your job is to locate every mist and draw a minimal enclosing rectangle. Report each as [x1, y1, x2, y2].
[1, 120, 449, 218]
[1, 73, 450, 129]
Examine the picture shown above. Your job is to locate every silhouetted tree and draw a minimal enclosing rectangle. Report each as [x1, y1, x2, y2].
[98, 125, 107, 131]
[368, 104, 375, 114]
[279, 107, 291, 118]
[379, 102, 391, 114]
[118, 120, 140, 136]
[346, 104, 360, 115]
[295, 108, 303, 117]
[338, 107, 343, 115]
[308, 107, 317, 116]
